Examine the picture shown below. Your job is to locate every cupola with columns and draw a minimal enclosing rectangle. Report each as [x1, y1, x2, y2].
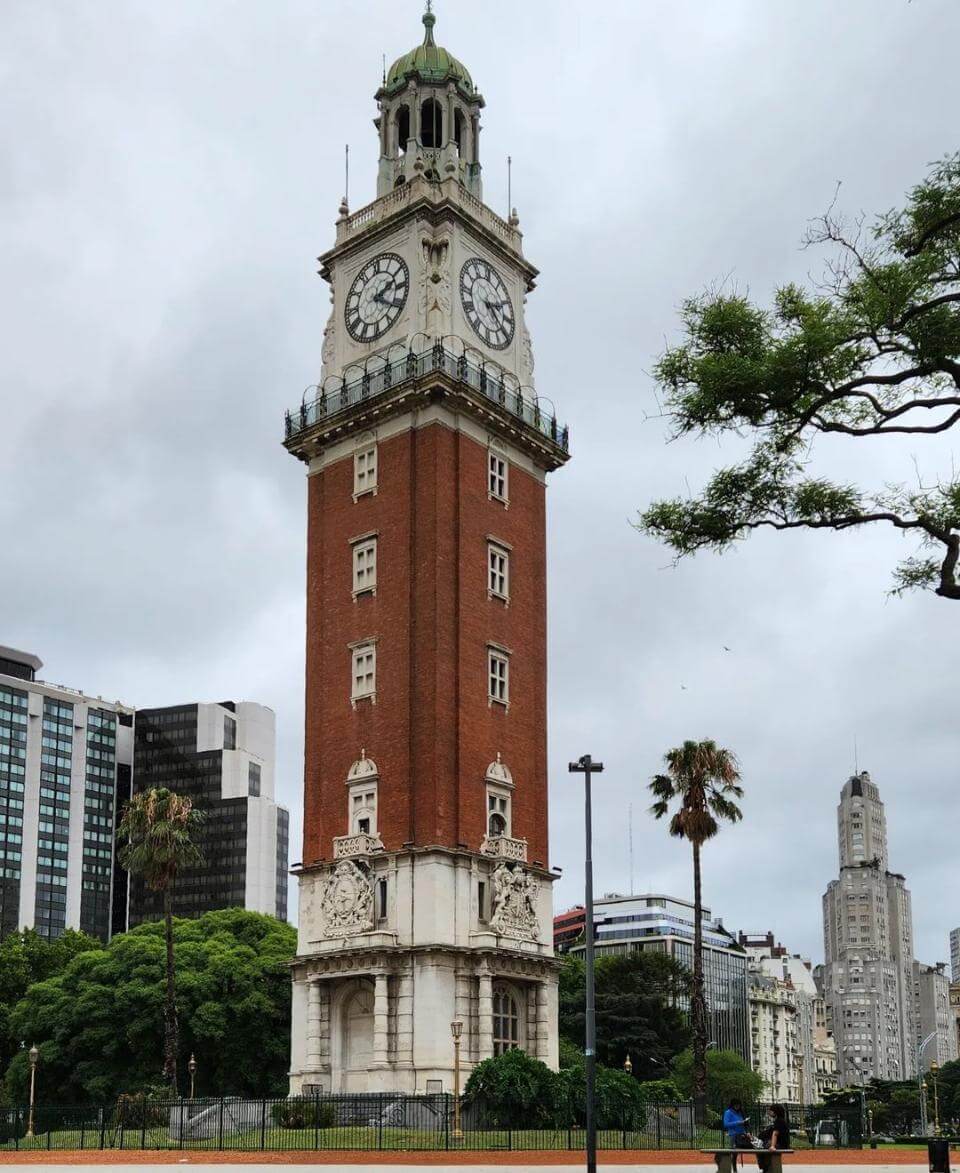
[375, 4, 484, 198]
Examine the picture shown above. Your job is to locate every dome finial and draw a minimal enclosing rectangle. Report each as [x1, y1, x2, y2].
[422, 0, 436, 46]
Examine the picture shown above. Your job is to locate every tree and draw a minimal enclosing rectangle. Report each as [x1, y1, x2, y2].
[3, 909, 296, 1104]
[463, 1049, 560, 1129]
[638, 152, 960, 601]
[558, 951, 691, 1080]
[672, 1048, 764, 1109]
[0, 929, 101, 1082]
[116, 787, 203, 1092]
[649, 740, 743, 1119]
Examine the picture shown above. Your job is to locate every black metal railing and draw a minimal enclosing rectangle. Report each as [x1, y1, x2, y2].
[0, 1096, 863, 1153]
[284, 341, 569, 452]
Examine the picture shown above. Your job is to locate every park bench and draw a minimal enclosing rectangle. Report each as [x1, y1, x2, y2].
[702, 1148, 795, 1173]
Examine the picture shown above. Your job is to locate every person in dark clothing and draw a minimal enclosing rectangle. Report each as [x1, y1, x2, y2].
[757, 1105, 790, 1171]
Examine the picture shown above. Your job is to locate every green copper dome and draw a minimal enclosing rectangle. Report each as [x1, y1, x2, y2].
[385, 9, 474, 95]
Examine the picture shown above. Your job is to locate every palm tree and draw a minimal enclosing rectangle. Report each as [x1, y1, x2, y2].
[117, 787, 203, 1092]
[648, 739, 742, 1120]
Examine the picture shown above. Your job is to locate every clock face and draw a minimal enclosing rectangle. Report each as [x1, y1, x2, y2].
[345, 253, 409, 343]
[460, 257, 515, 350]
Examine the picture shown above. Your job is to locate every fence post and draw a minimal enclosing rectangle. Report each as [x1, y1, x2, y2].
[656, 1104, 662, 1149]
[98, 1107, 106, 1151]
[377, 1095, 383, 1151]
[508, 1123, 512, 1150]
[118, 1098, 125, 1150]
[260, 1098, 267, 1151]
[217, 1097, 224, 1151]
[80, 1112, 86, 1151]
[622, 1110, 627, 1150]
[314, 1095, 321, 1151]
[140, 1106, 146, 1151]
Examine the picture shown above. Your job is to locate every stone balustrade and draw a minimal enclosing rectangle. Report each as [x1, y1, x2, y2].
[480, 834, 528, 862]
[333, 832, 385, 859]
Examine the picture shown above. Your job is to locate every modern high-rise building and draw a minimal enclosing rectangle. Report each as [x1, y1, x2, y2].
[0, 645, 133, 942]
[914, 962, 959, 1068]
[950, 928, 960, 983]
[950, 981, 960, 1059]
[570, 893, 750, 1060]
[128, 702, 288, 925]
[285, 7, 569, 1094]
[821, 772, 916, 1083]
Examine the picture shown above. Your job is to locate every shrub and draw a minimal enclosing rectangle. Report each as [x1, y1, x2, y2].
[557, 1065, 647, 1129]
[463, 1050, 561, 1129]
[636, 1077, 681, 1102]
[271, 1098, 337, 1129]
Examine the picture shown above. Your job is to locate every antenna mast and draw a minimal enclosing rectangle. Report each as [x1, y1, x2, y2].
[628, 803, 634, 895]
[344, 144, 350, 208]
[507, 155, 513, 217]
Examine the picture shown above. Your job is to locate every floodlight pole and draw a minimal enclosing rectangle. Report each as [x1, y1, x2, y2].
[569, 754, 604, 1173]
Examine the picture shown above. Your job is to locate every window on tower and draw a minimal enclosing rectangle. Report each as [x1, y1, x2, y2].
[350, 786, 377, 836]
[488, 451, 508, 503]
[352, 536, 378, 596]
[420, 98, 443, 149]
[487, 542, 509, 601]
[487, 789, 511, 838]
[492, 985, 521, 1055]
[351, 642, 377, 704]
[454, 109, 465, 153]
[488, 648, 509, 707]
[354, 445, 378, 497]
[397, 105, 410, 152]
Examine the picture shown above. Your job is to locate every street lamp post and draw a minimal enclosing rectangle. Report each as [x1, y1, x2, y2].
[930, 1062, 940, 1136]
[25, 1044, 39, 1139]
[623, 1054, 633, 1076]
[569, 754, 604, 1173]
[451, 1021, 464, 1142]
[188, 1053, 197, 1101]
[918, 1031, 936, 1135]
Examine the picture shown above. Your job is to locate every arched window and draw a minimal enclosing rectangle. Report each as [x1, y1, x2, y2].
[492, 986, 520, 1056]
[454, 109, 465, 153]
[487, 791, 509, 838]
[420, 98, 443, 148]
[396, 105, 410, 152]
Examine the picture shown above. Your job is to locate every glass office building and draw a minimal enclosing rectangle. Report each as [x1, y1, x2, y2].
[128, 701, 288, 925]
[0, 645, 134, 942]
[571, 892, 750, 1060]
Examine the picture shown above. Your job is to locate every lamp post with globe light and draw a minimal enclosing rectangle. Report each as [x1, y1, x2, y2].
[930, 1061, 940, 1136]
[623, 1054, 633, 1076]
[188, 1053, 197, 1100]
[451, 1021, 464, 1141]
[25, 1045, 39, 1139]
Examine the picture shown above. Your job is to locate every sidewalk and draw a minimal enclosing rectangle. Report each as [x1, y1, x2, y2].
[0, 1149, 936, 1165]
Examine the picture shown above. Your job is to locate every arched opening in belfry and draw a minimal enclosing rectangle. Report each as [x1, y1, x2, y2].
[396, 105, 410, 152]
[420, 98, 443, 148]
[454, 109, 465, 153]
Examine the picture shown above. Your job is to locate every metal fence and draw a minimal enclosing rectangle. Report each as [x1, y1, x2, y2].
[0, 1096, 864, 1152]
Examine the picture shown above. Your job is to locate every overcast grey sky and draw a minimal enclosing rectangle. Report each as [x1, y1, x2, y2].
[2, 0, 958, 966]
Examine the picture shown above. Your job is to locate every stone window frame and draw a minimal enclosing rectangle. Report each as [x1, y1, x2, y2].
[354, 444, 378, 499]
[487, 538, 510, 603]
[351, 532, 378, 597]
[487, 448, 509, 506]
[492, 982, 523, 1056]
[486, 784, 512, 839]
[487, 644, 510, 709]
[348, 780, 378, 836]
[350, 638, 378, 706]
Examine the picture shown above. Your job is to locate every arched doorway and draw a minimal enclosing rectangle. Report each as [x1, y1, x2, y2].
[339, 982, 375, 1090]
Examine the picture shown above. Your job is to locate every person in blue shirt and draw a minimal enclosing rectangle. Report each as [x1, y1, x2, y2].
[722, 1099, 750, 1166]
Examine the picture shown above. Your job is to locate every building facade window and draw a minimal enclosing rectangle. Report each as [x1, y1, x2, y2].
[488, 649, 509, 707]
[349, 785, 377, 835]
[492, 985, 521, 1055]
[487, 543, 509, 601]
[354, 446, 378, 497]
[351, 643, 377, 703]
[487, 789, 511, 838]
[224, 716, 237, 750]
[248, 761, 261, 797]
[488, 451, 508, 503]
[352, 537, 378, 595]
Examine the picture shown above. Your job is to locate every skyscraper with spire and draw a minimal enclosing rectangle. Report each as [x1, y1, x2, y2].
[821, 772, 916, 1083]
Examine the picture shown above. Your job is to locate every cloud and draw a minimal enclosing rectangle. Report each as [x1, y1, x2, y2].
[1, 0, 957, 968]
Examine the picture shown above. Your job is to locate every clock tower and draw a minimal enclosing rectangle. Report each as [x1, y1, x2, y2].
[285, 6, 569, 1094]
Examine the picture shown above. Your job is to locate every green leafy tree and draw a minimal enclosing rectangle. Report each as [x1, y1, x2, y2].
[117, 787, 203, 1092]
[3, 909, 295, 1104]
[671, 1048, 764, 1109]
[463, 1049, 560, 1128]
[0, 929, 101, 1079]
[558, 951, 690, 1080]
[648, 740, 743, 1118]
[638, 152, 960, 600]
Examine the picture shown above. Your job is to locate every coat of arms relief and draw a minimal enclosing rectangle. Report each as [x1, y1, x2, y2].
[490, 862, 540, 942]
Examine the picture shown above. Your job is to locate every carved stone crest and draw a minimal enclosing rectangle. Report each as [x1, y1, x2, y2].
[489, 862, 540, 942]
[320, 304, 336, 380]
[318, 859, 374, 938]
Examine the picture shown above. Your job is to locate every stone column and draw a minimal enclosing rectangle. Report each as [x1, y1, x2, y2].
[306, 979, 323, 1070]
[477, 965, 494, 1061]
[373, 971, 390, 1068]
[536, 981, 550, 1062]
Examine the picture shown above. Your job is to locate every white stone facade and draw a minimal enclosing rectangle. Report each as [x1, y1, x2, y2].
[289, 846, 558, 1093]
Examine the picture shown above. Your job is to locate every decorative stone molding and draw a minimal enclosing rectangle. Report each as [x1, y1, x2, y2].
[318, 859, 375, 937]
[347, 748, 379, 783]
[333, 832, 385, 859]
[485, 751, 514, 788]
[489, 862, 539, 942]
[480, 834, 527, 862]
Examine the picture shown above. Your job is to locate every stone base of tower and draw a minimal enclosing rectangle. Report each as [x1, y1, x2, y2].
[288, 847, 559, 1094]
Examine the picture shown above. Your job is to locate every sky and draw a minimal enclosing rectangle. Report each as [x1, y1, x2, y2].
[2, 0, 958, 967]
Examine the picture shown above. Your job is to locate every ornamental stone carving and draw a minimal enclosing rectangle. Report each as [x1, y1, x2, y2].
[347, 748, 378, 784]
[521, 297, 535, 386]
[419, 238, 451, 334]
[320, 302, 336, 380]
[485, 751, 513, 788]
[489, 862, 540, 942]
[318, 859, 374, 938]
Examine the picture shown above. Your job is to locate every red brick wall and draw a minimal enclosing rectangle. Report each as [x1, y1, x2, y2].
[301, 420, 550, 869]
